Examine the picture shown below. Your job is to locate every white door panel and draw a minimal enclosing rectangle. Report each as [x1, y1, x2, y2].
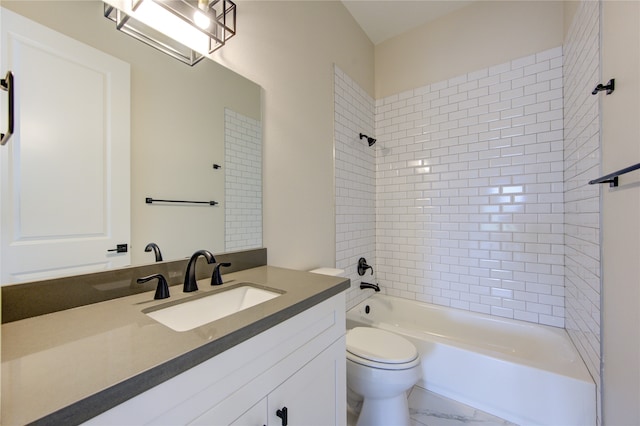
[1, 8, 131, 284]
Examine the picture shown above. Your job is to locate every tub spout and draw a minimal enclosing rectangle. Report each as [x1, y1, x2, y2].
[360, 282, 380, 292]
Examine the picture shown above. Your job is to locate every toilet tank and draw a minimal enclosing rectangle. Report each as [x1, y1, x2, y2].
[309, 268, 346, 277]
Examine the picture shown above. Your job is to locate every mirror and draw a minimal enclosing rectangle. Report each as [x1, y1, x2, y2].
[1, 0, 262, 276]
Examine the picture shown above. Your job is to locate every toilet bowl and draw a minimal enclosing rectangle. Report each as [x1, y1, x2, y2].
[346, 327, 422, 426]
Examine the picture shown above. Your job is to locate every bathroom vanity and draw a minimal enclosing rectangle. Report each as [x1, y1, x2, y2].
[1, 263, 349, 425]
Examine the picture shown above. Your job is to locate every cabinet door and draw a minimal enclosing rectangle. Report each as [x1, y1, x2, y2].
[231, 398, 267, 426]
[268, 340, 343, 426]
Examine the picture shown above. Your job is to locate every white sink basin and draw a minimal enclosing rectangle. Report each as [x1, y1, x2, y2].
[145, 284, 281, 332]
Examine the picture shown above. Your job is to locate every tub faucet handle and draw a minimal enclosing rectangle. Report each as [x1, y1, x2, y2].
[357, 257, 374, 276]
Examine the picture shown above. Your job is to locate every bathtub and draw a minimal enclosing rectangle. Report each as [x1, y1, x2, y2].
[346, 294, 595, 426]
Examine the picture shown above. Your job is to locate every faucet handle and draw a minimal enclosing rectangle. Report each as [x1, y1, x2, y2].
[357, 257, 374, 276]
[137, 273, 170, 299]
[211, 262, 232, 286]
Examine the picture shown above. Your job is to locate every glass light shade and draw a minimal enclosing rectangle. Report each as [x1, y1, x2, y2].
[193, 10, 211, 30]
[103, 0, 236, 66]
[134, 0, 217, 53]
[104, 4, 205, 65]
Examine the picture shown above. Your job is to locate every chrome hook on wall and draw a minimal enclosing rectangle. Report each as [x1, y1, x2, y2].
[592, 78, 615, 95]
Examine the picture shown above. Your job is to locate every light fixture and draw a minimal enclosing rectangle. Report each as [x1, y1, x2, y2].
[104, 0, 236, 66]
[193, 0, 211, 30]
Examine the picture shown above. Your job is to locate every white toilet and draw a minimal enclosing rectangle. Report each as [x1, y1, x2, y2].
[346, 327, 422, 426]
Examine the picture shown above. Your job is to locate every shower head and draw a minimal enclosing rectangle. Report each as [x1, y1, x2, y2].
[359, 133, 377, 147]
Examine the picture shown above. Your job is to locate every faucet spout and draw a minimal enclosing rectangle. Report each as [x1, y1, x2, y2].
[144, 242, 163, 262]
[184, 249, 216, 292]
[360, 282, 380, 292]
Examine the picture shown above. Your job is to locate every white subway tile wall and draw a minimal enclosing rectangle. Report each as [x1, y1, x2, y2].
[334, 65, 377, 310]
[224, 108, 263, 251]
[374, 47, 565, 327]
[564, 1, 601, 422]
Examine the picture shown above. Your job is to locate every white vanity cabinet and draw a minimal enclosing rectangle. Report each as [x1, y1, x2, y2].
[85, 293, 346, 425]
[266, 343, 340, 426]
[230, 400, 268, 425]
[201, 337, 342, 425]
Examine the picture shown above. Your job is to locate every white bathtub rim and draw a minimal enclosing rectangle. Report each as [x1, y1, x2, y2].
[347, 294, 593, 382]
[355, 319, 592, 383]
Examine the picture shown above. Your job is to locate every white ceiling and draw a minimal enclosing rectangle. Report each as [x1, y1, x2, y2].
[342, 0, 473, 45]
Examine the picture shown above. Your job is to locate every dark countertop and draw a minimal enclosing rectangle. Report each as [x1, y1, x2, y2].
[1, 266, 349, 425]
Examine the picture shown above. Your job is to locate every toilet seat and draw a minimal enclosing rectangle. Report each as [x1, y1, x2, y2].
[346, 327, 420, 370]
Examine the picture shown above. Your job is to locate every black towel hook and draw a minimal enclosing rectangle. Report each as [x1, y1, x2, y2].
[592, 79, 615, 95]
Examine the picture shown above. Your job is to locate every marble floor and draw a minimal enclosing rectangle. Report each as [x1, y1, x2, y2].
[347, 386, 517, 426]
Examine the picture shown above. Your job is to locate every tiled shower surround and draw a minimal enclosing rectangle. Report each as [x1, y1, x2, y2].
[224, 109, 263, 251]
[334, 66, 377, 309]
[374, 47, 565, 326]
[336, 47, 566, 326]
[336, 6, 602, 421]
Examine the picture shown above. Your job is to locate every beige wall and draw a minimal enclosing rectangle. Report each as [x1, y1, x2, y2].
[211, 1, 374, 270]
[375, 1, 564, 99]
[601, 1, 640, 423]
[563, 1, 580, 38]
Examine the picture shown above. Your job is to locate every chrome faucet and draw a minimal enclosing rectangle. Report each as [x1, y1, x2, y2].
[184, 250, 216, 292]
[144, 242, 163, 262]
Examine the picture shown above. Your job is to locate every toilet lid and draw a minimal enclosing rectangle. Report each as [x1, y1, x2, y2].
[346, 327, 418, 364]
